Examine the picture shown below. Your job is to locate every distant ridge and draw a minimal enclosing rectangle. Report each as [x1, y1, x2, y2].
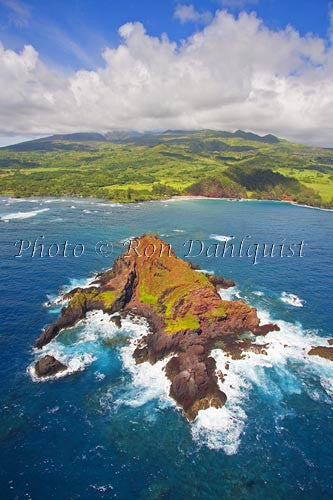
[3, 131, 141, 151]
[162, 129, 280, 143]
[50, 132, 106, 142]
[2, 129, 280, 151]
[233, 130, 280, 144]
[104, 130, 142, 141]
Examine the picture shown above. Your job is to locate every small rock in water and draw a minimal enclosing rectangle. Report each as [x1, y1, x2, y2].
[308, 346, 333, 362]
[110, 315, 122, 328]
[35, 355, 67, 378]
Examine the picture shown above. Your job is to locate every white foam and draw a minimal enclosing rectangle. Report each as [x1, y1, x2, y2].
[118, 318, 173, 409]
[255, 307, 318, 359]
[192, 405, 246, 455]
[192, 351, 249, 455]
[47, 406, 60, 414]
[32, 280, 333, 454]
[76, 310, 119, 343]
[44, 293, 67, 308]
[290, 201, 333, 212]
[48, 217, 64, 223]
[172, 229, 185, 233]
[218, 287, 241, 301]
[28, 352, 96, 382]
[281, 292, 304, 307]
[210, 234, 234, 242]
[28, 310, 119, 382]
[43, 198, 87, 204]
[192, 304, 333, 454]
[90, 484, 114, 493]
[43, 198, 73, 203]
[96, 202, 123, 207]
[253, 291, 264, 297]
[4, 197, 39, 203]
[120, 236, 136, 245]
[1, 208, 49, 221]
[45, 274, 98, 307]
[70, 275, 97, 288]
[320, 377, 333, 398]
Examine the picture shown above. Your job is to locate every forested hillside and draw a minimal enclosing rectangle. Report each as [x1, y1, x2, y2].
[0, 130, 332, 207]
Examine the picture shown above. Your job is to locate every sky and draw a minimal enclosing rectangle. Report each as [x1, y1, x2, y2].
[0, 0, 333, 146]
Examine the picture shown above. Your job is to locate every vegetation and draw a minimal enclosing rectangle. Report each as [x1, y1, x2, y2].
[0, 129, 332, 207]
[62, 234, 231, 336]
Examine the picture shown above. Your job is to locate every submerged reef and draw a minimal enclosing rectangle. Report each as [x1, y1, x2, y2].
[34, 235, 279, 420]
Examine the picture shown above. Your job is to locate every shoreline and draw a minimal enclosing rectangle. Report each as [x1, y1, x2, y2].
[167, 195, 333, 212]
[1, 193, 332, 212]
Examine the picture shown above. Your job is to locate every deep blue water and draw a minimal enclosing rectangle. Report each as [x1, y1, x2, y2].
[0, 197, 332, 499]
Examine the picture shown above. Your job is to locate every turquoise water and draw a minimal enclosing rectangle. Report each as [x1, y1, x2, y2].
[0, 197, 332, 499]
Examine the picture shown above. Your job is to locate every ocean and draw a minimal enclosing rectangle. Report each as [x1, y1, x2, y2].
[0, 196, 332, 499]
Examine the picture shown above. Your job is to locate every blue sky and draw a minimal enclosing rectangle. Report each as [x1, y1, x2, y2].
[0, 0, 331, 71]
[0, 0, 333, 146]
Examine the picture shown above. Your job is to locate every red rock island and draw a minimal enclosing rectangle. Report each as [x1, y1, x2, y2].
[34, 234, 279, 420]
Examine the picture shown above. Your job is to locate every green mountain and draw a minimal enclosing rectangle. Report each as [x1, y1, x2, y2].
[0, 130, 332, 207]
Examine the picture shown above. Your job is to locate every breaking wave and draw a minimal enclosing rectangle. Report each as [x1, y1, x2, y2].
[4, 198, 40, 204]
[119, 339, 172, 409]
[44, 275, 99, 308]
[218, 286, 241, 301]
[96, 202, 123, 207]
[281, 291, 304, 307]
[1, 208, 49, 221]
[28, 352, 96, 382]
[192, 304, 333, 454]
[120, 236, 136, 245]
[210, 234, 234, 242]
[33, 282, 333, 455]
[29, 310, 121, 381]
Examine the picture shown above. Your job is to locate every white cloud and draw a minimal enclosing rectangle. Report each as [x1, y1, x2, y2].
[0, 11, 333, 146]
[174, 4, 212, 24]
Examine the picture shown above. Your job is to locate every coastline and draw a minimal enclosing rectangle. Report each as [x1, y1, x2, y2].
[1, 193, 332, 212]
[167, 195, 333, 212]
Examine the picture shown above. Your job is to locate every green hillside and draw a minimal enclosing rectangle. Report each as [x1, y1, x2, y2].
[0, 130, 332, 208]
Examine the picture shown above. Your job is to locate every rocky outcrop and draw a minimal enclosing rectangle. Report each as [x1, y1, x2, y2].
[110, 315, 122, 328]
[206, 274, 235, 289]
[34, 235, 279, 420]
[309, 341, 333, 362]
[35, 355, 67, 378]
